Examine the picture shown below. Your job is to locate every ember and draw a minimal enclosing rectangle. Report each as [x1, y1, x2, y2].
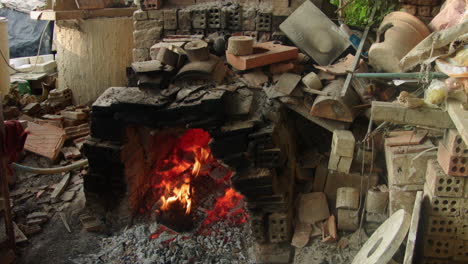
[139, 128, 247, 233]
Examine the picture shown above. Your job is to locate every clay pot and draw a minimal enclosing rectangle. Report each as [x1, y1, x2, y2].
[369, 12, 430, 73]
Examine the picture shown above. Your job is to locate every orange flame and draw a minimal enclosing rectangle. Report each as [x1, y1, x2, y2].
[156, 129, 213, 215]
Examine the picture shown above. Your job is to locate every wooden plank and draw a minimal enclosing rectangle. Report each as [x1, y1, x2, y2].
[30, 7, 136, 21]
[51, 173, 71, 201]
[371, 101, 455, 129]
[403, 191, 423, 264]
[447, 99, 468, 147]
[285, 103, 350, 132]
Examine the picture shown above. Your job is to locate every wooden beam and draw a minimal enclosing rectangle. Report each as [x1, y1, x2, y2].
[371, 101, 455, 129]
[447, 99, 468, 146]
[30, 7, 136, 21]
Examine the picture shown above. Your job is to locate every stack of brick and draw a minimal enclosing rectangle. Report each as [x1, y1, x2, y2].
[133, 9, 164, 62]
[420, 129, 468, 263]
[132, 2, 288, 62]
[328, 130, 355, 174]
[399, 0, 442, 24]
[422, 157, 467, 263]
[384, 130, 437, 215]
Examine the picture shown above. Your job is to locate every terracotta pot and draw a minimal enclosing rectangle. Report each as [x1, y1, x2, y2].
[369, 11, 430, 73]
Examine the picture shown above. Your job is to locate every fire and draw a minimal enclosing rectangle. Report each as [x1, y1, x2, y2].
[152, 129, 213, 215]
[201, 188, 248, 228]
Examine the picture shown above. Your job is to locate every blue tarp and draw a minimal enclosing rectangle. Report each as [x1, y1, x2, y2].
[0, 8, 53, 58]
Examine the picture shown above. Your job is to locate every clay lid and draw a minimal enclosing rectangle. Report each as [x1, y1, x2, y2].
[381, 11, 431, 38]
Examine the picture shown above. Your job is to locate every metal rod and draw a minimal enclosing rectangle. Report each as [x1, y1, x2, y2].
[340, 4, 377, 97]
[353, 72, 449, 79]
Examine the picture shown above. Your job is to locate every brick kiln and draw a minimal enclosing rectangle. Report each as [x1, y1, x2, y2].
[81, 0, 306, 242]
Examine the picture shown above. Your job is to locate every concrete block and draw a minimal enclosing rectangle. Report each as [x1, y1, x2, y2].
[426, 159, 465, 198]
[132, 48, 150, 62]
[385, 140, 436, 187]
[163, 9, 178, 30]
[133, 10, 148, 21]
[268, 213, 289, 243]
[331, 129, 355, 157]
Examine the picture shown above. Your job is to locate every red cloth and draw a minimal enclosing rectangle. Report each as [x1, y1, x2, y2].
[1, 121, 28, 175]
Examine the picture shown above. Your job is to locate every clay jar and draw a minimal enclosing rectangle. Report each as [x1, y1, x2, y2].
[369, 11, 431, 73]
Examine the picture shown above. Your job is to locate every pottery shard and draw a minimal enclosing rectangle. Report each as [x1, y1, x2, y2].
[298, 192, 330, 224]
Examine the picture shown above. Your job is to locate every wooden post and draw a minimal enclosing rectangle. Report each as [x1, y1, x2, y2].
[0, 99, 15, 251]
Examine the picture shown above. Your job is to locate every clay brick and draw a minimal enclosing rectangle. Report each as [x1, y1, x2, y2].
[424, 215, 458, 238]
[324, 171, 378, 206]
[192, 9, 207, 29]
[389, 188, 418, 215]
[337, 209, 359, 231]
[423, 236, 454, 258]
[177, 9, 191, 30]
[24, 122, 66, 160]
[437, 142, 468, 177]
[453, 239, 468, 261]
[418, 6, 432, 17]
[133, 48, 150, 62]
[424, 184, 461, 217]
[242, 8, 256, 31]
[328, 154, 352, 173]
[251, 214, 266, 242]
[269, 61, 304, 75]
[207, 6, 222, 29]
[443, 129, 468, 156]
[163, 9, 178, 30]
[421, 258, 451, 264]
[256, 11, 272, 31]
[226, 6, 242, 31]
[148, 9, 163, 20]
[331, 130, 355, 157]
[385, 140, 437, 187]
[268, 213, 289, 243]
[226, 41, 298, 71]
[457, 217, 468, 240]
[426, 159, 465, 198]
[133, 10, 148, 21]
[134, 19, 163, 31]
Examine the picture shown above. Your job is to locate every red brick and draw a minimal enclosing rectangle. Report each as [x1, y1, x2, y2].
[226, 41, 298, 70]
[25, 122, 66, 160]
[269, 61, 304, 75]
[437, 142, 468, 177]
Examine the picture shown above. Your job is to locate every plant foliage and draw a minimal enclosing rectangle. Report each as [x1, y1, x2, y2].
[330, 0, 397, 28]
